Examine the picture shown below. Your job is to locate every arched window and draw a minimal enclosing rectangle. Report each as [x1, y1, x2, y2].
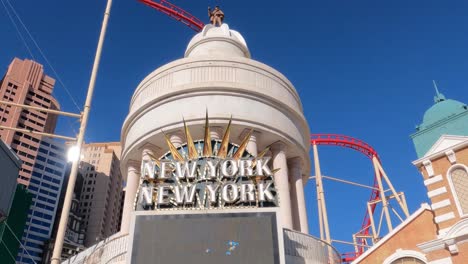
[448, 165, 468, 216]
[390, 257, 426, 264]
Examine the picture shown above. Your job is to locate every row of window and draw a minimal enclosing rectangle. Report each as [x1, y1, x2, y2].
[28, 90, 51, 104]
[13, 139, 39, 152]
[32, 217, 52, 229]
[29, 225, 49, 236]
[35, 201, 55, 211]
[32, 171, 61, 185]
[32, 210, 53, 220]
[30, 177, 60, 192]
[42, 140, 64, 151]
[23, 109, 46, 122]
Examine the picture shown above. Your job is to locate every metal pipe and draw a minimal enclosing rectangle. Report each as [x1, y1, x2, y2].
[312, 143, 331, 244]
[376, 160, 410, 217]
[372, 156, 393, 232]
[0, 100, 81, 118]
[50, 0, 113, 262]
[331, 239, 372, 248]
[310, 175, 380, 191]
[0, 125, 76, 141]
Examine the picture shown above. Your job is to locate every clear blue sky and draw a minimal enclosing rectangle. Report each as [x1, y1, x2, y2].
[1, 0, 467, 254]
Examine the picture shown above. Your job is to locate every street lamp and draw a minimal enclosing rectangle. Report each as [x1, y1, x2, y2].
[50, 0, 114, 263]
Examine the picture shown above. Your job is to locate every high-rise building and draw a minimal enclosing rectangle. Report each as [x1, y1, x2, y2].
[78, 142, 123, 246]
[17, 138, 67, 264]
[0, 58, 60, 186]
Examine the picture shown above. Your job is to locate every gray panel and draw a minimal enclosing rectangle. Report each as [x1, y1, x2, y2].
[0, 140, 20, 217]
[131, 212, 279, 264]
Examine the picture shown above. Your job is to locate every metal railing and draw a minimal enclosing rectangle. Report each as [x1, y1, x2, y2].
[61, 234, 128, 264]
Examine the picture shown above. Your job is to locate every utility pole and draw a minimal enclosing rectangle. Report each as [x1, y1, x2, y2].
[50, 0, 113, 262]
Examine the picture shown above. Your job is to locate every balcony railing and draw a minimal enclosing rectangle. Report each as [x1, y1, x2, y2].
[64, 229, 341, 264]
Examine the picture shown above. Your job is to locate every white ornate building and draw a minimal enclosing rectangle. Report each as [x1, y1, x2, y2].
[63, 24, 340, 264]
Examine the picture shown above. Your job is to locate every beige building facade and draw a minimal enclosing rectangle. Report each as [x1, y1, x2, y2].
[353, 92, 468, 264]
[78, 142, 123, 246]
[354, 137, 468, 264]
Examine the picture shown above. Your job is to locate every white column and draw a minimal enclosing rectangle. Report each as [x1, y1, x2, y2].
[271, 141, 293, 229]
[169, 131, 184, 148]
[288, 157, 309, 233]
[210, 126, 223, 141]
[120, 160, 140, 234]
[240, 129, 259, 156]
[142, 147, 155, 161]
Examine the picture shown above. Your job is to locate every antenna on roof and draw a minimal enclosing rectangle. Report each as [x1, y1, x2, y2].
[432, 80, 441, 96]
[432, 80, 445, 103]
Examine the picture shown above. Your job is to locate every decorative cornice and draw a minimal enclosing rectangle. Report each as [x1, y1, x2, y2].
[423, 160, 435, 177]
[413, 137, 468, 166]
[445, 150, 456, 164]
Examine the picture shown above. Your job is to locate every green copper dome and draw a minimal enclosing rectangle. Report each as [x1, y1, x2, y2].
[422, 97, 467, 127]
[411, 85, 468, 158]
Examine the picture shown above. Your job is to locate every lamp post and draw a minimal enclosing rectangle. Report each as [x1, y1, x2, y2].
[50, 0, 113, 262]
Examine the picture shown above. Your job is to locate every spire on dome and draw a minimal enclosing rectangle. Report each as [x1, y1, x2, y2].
[432, 80, 446, 103]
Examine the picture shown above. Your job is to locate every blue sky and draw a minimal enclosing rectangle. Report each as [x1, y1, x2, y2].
[1, 0, 467, 254]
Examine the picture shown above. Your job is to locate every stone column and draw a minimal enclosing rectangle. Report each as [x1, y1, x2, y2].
[271, 141, 293, 229]
[210, 126, 224, 141]
[120, 160, 140, 234]
[169, 131, 184, 148]
[240, 129, 260, 156]
[288, 157, 309, 233]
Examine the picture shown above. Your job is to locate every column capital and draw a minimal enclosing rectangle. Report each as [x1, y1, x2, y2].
[210, 126, 224, 140]
[239, 129, 261, 141]
[127, 159, 141, 171]
[138, 142, 160, 153]
[270, 141, 287, 153]
[168, 130, 185, 147]
[167, 130, 184, 139]
[287, 157, 302, 167]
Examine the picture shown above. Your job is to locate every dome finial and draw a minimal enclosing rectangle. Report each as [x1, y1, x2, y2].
[432, 80, 446, 103]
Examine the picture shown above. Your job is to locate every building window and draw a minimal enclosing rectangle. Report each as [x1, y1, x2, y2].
[448, 165, 468, 216]
[390, 257, 425, 264]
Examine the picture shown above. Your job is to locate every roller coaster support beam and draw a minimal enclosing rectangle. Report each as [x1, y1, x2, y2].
[312, 143, 331, 244]
[372, 156, 393, 232]
[373, 157, 410, 217]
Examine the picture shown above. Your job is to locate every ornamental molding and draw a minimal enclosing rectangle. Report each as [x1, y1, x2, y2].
[382, 249, 427, 264]
[418, 218, 468, 255]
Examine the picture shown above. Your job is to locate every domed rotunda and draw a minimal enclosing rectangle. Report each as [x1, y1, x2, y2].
[120, 23, 311, 232]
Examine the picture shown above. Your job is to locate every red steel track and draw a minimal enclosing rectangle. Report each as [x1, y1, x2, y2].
[138, 0, 204, 32]
[311, 134, 382, 262]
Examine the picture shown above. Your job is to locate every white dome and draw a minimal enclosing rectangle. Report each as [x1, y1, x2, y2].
[121, 24, 310, 180]
[185, 24, 250, 58]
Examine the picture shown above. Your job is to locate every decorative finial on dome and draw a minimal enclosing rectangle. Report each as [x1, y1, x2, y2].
[208, 6, 224, 27]
[432, 80, 446, 103]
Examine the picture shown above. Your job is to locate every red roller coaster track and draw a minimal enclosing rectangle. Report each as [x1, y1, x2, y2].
[138, 0, 204, 32]
[311, 134, 382, 262]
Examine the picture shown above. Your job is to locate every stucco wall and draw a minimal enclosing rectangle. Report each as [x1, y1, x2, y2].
[357, 209, 437, 264]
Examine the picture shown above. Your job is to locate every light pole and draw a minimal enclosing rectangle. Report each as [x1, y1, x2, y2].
[50, 0, 113, 262]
